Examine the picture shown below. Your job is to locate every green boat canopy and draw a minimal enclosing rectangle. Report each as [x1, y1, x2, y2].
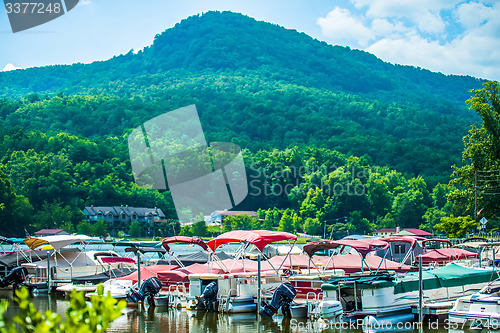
[322, 263, 496, 294]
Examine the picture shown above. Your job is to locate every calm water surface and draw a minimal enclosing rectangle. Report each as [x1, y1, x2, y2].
[0, 290, 473, 333]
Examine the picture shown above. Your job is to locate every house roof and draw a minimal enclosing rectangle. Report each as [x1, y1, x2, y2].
[374, 228, 397, 233]
[34, 229, 69, 236]
[374, 228, 433, 236]
[214, 210, 257, 217]
[84, 206, 165, 218]
[398, 228, 433, 236]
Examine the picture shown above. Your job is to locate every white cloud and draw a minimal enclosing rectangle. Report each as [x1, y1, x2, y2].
[317, 0, 500, 81]
[351, 0, 459, 34]
[456, 2, 494, 29]
[317, 7, 374, 47]
[78, 0, 92, 6]
[371, 18, 412, 38]
[352, 0, 459, 18]
[2, 64, 21, 72]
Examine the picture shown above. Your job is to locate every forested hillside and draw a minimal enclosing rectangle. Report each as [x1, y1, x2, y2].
[0, 11, 490, 237]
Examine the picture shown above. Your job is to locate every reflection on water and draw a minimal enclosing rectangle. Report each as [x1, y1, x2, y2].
[0, 290, 466, 333]
[110, 309, 268, 333]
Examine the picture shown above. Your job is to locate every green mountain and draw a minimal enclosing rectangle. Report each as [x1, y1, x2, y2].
[0, 11, 485, 183]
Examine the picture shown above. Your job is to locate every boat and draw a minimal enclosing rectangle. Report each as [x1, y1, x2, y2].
[187, 230, 298, 313]
[97, 236, 226, 307]
[448, 277, 500, 328]
[418, 239, 479, 267]
[302, 239, 416, 275]
[452, 240, 500, 268]
[320, 262, 496, 323]
[0, 236, 34, 277]
[56, 256, 137, 294]
[379, 236, 424, 266]
[21, 234, 135, 293]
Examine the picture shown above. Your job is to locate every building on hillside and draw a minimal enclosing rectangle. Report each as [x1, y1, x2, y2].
[34, 229, 71, 237]
[373, 227, 433, 238]
[208, 210, 258, 226]
[83, 205, 166, 225]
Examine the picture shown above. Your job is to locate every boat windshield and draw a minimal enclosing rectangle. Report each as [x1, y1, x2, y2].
[479, 279, 500, 295]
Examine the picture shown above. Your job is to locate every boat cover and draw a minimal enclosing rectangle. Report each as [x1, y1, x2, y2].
[0, 250, 46, 268]
[157, 251, 231, 266]
[162, 236, 209, 252]
[156, 271, 190, 284]
[303, 239, 389, 258]
[0, 236, 14, 245]
[71, 268, 136, 284]
[268, 254, 324, 269]
[417, 248, 478, 264]
[219, 258, 278, 273]
[100, 257, 136, 264]
[115, 264, 179, 284]
[322, 263, 494, 293]
[175, 263, 227, 275]
[207, 230, 297, 252]
[316, 253, 416, 273]
[24, 235, 91, 250]
[394, 263, 495, 293]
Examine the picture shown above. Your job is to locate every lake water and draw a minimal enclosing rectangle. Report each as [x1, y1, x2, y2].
[0, 290, 468, 333]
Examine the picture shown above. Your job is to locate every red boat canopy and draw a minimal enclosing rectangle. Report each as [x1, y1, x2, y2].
[381, 236, 417, 249]
[317, 253, 417, 273]
[417, 248, 478, 265]
[207, 230, 297, 252]
[115, 264, 178, 284]
[175, 263, 227, 275]
[100, 256, 136, 264]
[162, 236, 209, 253]
[268, 254, 323, 269]
[303, 239, 389, 258]
[219, 258, 277, 273]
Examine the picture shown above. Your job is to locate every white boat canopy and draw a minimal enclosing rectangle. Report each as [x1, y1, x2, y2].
[24, 235, 91, 250]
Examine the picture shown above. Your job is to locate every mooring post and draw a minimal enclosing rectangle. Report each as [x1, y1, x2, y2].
[418, 255, 423, 325]
[257, 252, 261, 312]
[137, 250, 141, 288]
[46, 250, 51, 293]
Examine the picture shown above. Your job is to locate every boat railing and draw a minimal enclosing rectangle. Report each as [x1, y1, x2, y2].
[218, 288, 237, 313]
[167, 283, 185, 308]
[306, 291, 319, 318]
[336, 280, 359, 312]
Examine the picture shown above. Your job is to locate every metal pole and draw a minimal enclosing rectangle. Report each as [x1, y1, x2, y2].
[257, 253, 261, 312]
[475, 170, 478, 221]
[494, 247, 496, 269]
[479, 247, 482, 268]
[418, 255, 423, 325]
[47, 250, 51, 293]
[137, 251, 141, 288]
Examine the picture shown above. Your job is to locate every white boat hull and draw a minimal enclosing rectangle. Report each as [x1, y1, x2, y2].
[318, 300, 343, 322]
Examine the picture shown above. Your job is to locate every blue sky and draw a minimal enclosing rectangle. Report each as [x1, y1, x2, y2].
[1, 0, 499, 81]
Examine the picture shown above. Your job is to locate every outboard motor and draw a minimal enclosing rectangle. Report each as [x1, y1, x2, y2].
[198, 281, 218, 311]
[0, 266, 28, 288]
[260, 282, 297, 317]
[126, 277, 162, 304]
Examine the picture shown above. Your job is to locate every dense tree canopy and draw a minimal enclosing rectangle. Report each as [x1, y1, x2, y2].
[450, 81, 500, 229]
[0, 12, 493, 238]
